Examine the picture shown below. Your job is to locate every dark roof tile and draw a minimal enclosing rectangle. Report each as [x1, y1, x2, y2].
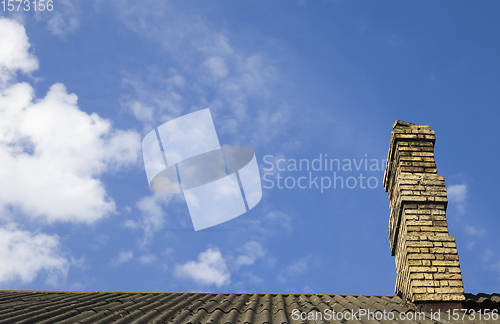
[0, 291, 498, 324]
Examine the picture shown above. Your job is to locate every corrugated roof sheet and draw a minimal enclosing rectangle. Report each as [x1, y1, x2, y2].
[0, 290, 498, 324]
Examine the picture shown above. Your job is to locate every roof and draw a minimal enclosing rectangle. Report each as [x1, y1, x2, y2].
[0, 290, 498, 324]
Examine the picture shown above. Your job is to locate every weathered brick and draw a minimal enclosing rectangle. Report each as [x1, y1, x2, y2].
[433, 273, 462, 280]
[400, 156, 423, 162]
[413, 162, 436, 168]
[399, 179, 419, 185]
[412, 287, 427, 294]
[449, 294, 466, 301]
[432, 260, 460, 267]
[408, 254, 435, 260]
[409, 266, 438, 273]
[407, 221, 433, 226]
[405, 209, 431, 215]
[406, 241, 433, 248]
[435, 287, 464, 294]
[395, 134, 419, 140]
[448, 280, 464, 287]
[421, 226, 448, 232]
[410, 152, 434, 157]
[429, 248, 457, 254]
[427, 236, 455, 242]
[410, 273, 424, 280]
[412, 280, 440, 287]
[385, 121, 464, 304]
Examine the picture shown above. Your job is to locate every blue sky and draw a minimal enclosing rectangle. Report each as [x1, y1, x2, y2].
[0, 1, 499, 295]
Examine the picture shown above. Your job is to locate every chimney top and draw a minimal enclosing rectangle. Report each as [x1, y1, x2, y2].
[384, 120, 465, 312]
[392, 120, 415, 129]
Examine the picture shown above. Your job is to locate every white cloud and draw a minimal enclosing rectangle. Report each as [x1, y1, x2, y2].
[202, 57, 229, 79]
[277, 256, 315, 283]
[42, 0, 82, 37]
[492, 260, 500, 274]
[126, 100, 154, 122]
[482, 251, 500, 282]
[125, 193, 173, 248]
[243, 209, 293, 236]
[235, 241, 265, 268]
[91, 235, 109, 249]
[69, 281, 86, 291]
[110, 2, 292, 147]
[176, 248, 230, 287]
[120, 68, 185, 129]
[447, 184, 467, 213]
[113, 250, 133, 265]
[302, 285, 314, 294]
[267, 210, 293, 234]
[0, 18, 38, 85]
[139, 254, 156, 264]
[482, 249, 494, 263]
[464, 225, 486, 236]
[0, 18, 141, 224]
[243, 271, 263, 285]
[0, 226, 69, 286]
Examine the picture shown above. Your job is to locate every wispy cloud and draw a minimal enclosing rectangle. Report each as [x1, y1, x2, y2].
[37, 0, 82, 37]
[464, 225, 486, 236]
[110, 1, 294, 149]
[91, 235, 109, 249]
[235, 241, 265, 268]
[113, 250, 133, 265]
[277, 255, 318, 283]
[175, 248, 230, 287]
[243, 209, 293, 236]
[139, 254, 157, 265]
[447, 183, 467, 214]
[120, 67, 185, 129]
[242, 271, 263, 285]
[491, 260, 500, 276]
[124, 193, 176, 248]
[480, 250, 500, 285]
[0, 225, 69, 286]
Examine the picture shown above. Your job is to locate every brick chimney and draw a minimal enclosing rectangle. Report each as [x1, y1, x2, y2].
[383, 120, 465, 313]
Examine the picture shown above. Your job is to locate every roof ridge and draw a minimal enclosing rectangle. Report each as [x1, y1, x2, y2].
[0, 290, 402, 297]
